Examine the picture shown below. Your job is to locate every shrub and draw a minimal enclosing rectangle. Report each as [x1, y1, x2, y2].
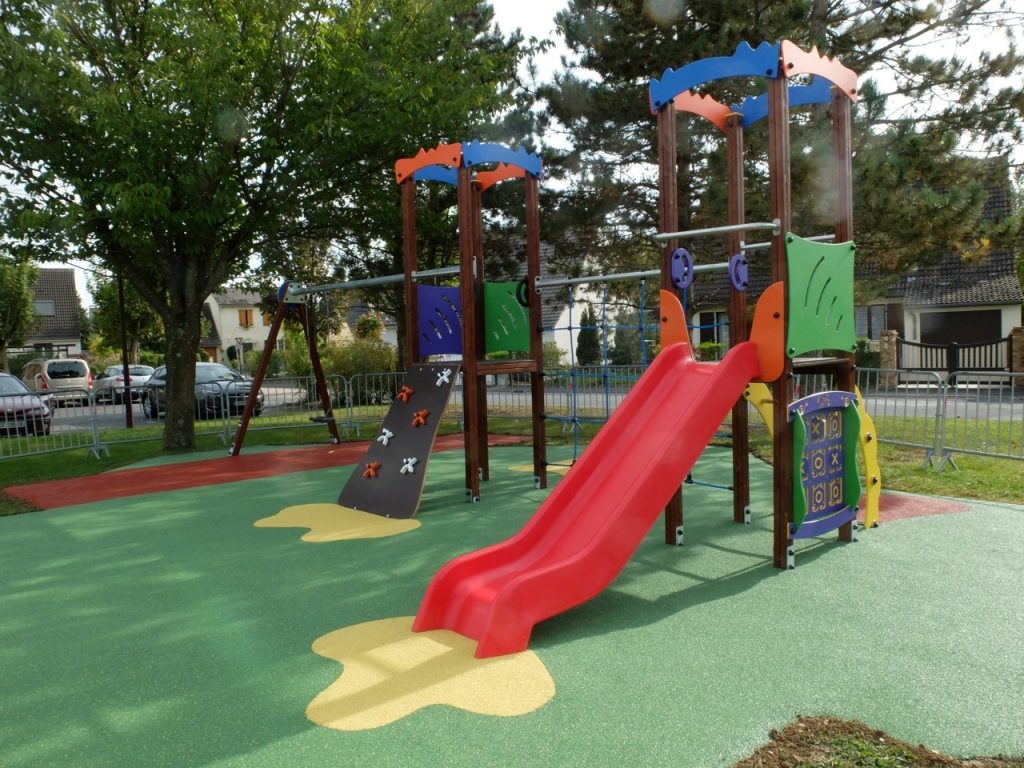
[697, 341, 725, 361]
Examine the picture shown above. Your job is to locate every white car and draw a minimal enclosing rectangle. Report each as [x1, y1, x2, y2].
[93, 364, 155, 404]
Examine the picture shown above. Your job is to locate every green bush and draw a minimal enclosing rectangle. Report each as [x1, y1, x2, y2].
[854, 338, 881, 368]
[697, 341, 725, 361]
[322, 338, 396, 377]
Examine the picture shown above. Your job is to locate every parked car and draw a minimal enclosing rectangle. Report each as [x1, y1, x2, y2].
[20, 358, 92, 405]
[93, 364, 155, 404]
[144, 362, 264, 420]
[0, 372, 53, 436]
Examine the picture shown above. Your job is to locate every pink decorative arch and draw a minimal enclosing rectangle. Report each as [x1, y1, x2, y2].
[781, 41, 858, 101]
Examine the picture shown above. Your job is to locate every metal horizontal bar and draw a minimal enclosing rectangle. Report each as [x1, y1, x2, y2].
[692, 261, 730, 273]
[652, 219, 780, 243]
[291, 265, 460, 295]
[535, 269, 660, 291]
[741, 233, 835, 252]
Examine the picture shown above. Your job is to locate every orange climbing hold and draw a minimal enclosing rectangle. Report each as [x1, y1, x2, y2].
[411, 410, 429, 428]
[397, 385, 415, 403]
[362, 462, 382, 479]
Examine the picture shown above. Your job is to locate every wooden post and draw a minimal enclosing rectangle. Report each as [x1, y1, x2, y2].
[767, 74, 794, 569]
[725, 113, 750, 525]
[458, 164, 481, 501]
[832, 87, 856, 543]
[525, 175, 549, 489]
[303, 303, 341, 446]
[401, 180, 419, 368]
[472, 179, 490, 482]
[230, 294, 291, 456]
[657, 103, 684, 545]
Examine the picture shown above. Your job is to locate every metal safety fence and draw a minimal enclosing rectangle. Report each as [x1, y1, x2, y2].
[1, 366, 1021, 470]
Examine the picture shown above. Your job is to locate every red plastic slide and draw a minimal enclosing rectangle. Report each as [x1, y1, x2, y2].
[413, 340, 762, 657]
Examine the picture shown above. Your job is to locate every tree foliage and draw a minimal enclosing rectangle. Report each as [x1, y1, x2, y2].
[0, 0, 527, 448]
[539, 0, 1024, 298]
[0, 255, 37, 371]
[89, 275, 163, 364]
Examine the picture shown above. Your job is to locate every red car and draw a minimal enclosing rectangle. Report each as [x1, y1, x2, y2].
[0, 372, 53, 436]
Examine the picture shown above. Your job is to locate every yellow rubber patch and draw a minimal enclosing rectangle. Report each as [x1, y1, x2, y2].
[254, 503, 420, 542]
[307, 616, 555, 731]
[508, 463, 572, 477]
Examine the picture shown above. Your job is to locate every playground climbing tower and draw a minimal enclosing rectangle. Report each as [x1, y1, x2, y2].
[395, 141, 548, 501]
[650, 41, 861, 568]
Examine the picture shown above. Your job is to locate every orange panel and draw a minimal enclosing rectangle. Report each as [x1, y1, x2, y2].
[475, 163, 526, 192]
[394, 143, 463, 185]
[658, 290, 691, 352]
[673, 90, 733, 131]
[780, 40, 858, 101]
[748, 281, 785, 382]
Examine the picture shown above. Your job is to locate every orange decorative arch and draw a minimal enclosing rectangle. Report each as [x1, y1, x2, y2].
[475, 163, 527, 192]
[394, 143, 463, 185]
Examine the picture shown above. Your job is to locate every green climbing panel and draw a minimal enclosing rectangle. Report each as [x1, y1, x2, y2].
[483, 282, 530, 354]
[785, 233, 857, 358]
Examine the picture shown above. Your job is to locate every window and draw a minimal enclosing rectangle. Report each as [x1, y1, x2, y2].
[854, 305, 886, 341]
[238, 309, 254, 328]
[697, 311, 730, 346]
[33, 300, 56, 317]
[262, 312, 273, 327]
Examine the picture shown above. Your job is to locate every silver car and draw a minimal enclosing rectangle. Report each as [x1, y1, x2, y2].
[93, 364, 155, 404]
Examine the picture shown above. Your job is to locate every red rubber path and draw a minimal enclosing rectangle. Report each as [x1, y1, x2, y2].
[7, 434, 527, 510]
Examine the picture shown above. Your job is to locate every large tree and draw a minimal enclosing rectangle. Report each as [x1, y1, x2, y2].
[0, 255, 37, 371]
[539, 0, 1024, 304]
[0, 0, 526, 448]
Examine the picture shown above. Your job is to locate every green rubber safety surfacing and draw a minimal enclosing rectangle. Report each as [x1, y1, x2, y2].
[0, 446, 1021, 768]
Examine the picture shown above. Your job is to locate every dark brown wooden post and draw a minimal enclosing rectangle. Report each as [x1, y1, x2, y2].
[457, 164, 481, 501]
[832, 87, 856, 543]
[401, 179, 419, 368]
[471, 179, 490, 482]
[657, 103, 684, 545]
[725, 112, 750, 525]
[303, 303, 341, 446]
[230, 293, 291, 456]
[525, 174, 548, 489]
[767, 73, 794, 569]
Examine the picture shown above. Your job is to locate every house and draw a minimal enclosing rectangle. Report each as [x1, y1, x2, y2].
[684, 171, 1022, 364]
[202, 290, 356, 365]
[201, 291, 269, 364]
[20, 267, 83, 357]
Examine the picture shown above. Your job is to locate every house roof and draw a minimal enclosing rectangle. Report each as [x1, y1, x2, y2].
[901, 250, 1023, 307]
[30, 268, 81, 342]
[199, 304, 221, 347]
[211, 290, 262, 307]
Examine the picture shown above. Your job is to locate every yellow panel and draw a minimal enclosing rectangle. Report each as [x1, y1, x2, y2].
[854, 386, 882, 527]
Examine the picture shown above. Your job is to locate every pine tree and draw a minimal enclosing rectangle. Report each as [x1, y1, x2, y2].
[575, 305, 602, 366]
[538, 0, 1024, 288]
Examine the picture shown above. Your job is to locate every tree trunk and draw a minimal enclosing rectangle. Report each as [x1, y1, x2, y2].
[162, 303, 202, 450]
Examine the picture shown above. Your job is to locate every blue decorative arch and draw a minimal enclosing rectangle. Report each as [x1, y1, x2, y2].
[462, 140, 542, 178]
[733, 75, 834, 127]
[648, 41, 781, 113]
[412, 165, 458, 186]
